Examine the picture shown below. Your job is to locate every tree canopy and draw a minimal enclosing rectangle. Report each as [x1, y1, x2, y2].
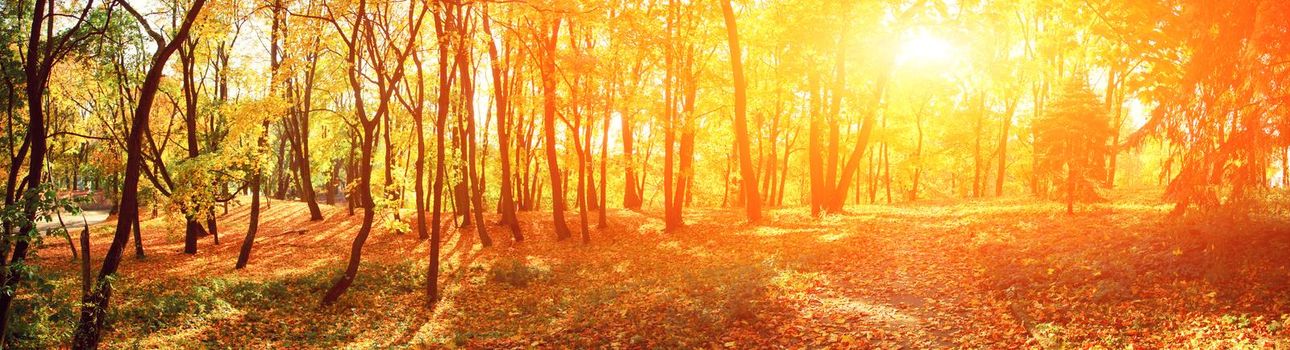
[2, 0, 1290, 347]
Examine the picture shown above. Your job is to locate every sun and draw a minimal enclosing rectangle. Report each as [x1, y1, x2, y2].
[896, 32, 957, 65]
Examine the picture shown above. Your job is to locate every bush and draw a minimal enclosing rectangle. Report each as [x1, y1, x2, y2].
[8, 277, 76, 350]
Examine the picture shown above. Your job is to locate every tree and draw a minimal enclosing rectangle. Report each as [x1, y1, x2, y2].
[483, 5, 523, 241]
[720, 0, 760, 222]
[1036, 80, 1111, 214]
[237, 0, 285, 269]
[425, 0, 456, 306]
[1, 0, 108, 342]
[72, 0, 208, 346]
[537, 15, 572, 241]
[453, 4, 492, 247]
[319, 0, 428, 305]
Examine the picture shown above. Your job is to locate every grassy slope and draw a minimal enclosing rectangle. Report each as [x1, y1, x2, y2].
[20, 193, 1290, 348]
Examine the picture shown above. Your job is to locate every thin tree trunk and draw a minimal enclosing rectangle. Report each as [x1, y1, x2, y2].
[539, 18, 572, 240]
[289, 56, 324, 220]
[996, 98, 1016, 196]
[622, 106, 640, 210]
[483, 10, 522, 241]
[237, 2, 283, 269]
[72, 0, 208, 345]
[973, 92, 985, 198]
[807, 73, 824, 216]
[456, 7, 491, 247]
[179, 43, 208, 254]
[428, 7, 454, 306]
[722, 0, 760, 222]
[828, 62, 893, 211]
[598, 81, 611, 228]
[411, 49, 428, 241]
[323, 0, 426, 305]
[913, 109, 924, 201]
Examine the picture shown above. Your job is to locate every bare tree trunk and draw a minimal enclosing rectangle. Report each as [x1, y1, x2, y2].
[598, 81, 611, 228]
[539, 18, 572, 240]
[829, 56, 892, 211]
[456, 6, 491, 247]
[132, 215, 144, 258]
[996, 99, 1017, 196]
[428, 6, 454, 305]
[407, 49, 428, 241]
[973, 92, 985, 198]
[622, 105, 641, 210]
[323, 0, 427, 305]
[483, 10, 522, 241]
[807, 73, 824, 216]
[722, 0, 761, 222]
[912, 110, 924, 201]
[288, 55, 324, 221]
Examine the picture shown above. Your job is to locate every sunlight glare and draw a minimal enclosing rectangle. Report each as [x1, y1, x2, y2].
[897, 32, 956, 65]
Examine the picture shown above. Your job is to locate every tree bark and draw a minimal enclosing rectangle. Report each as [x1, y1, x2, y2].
[483, 9, 522, 241]
[456, 6, 491, 247]
[621, 101, 641, 211]
[427, 6, 455, 306]
[722, 0, 761, 222]
[287, 54, 324, 221]
[539, 18, 572, 240]
[807, 72, 824, 216]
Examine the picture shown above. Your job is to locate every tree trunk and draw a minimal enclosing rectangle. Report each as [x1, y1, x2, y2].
[428, 7, 454, 306]
[132, 215, 144, 258]
[576, 121, 591, 243]
[322, 0, 425, 304]
[807, 73, 824, 216]
[456, 10, 492, 247]
[973, 92, 985, 198]
[996, 98, 1016, 197]
[622, 108, 641, 210]
[179, 43, 208, 255]
[598, 81, 611, 228]
[0, 0, 55, 335]
[72, 0, 207, 346]
[409, 50, 429, 241]
[912, 111, 923, 201]
[883, 142, 892, 204]
[237, 2, 283, 269]
[483, 11, 522, 241]
[722, 0, 760, 222]
[1066, 164, 1075, 214]
[539, 19, 572, 240]
[321, 131, 376, 305]
[288, 56, 324, 221]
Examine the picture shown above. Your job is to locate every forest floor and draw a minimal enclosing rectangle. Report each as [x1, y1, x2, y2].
[23, 191, 1290, 349]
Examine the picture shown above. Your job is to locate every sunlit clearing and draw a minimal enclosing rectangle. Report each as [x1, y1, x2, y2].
[896, 32, 956, 65]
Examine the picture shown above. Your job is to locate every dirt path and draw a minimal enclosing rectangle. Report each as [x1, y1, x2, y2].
[35, 209, 111, 232]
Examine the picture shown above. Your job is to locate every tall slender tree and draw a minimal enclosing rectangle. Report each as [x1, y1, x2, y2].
[72, 0, 208, 346]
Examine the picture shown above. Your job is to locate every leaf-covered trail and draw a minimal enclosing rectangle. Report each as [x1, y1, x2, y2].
[34, 196, 1290, 348]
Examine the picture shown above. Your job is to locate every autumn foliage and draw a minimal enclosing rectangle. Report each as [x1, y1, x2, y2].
[1, 0, 1290, 348]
